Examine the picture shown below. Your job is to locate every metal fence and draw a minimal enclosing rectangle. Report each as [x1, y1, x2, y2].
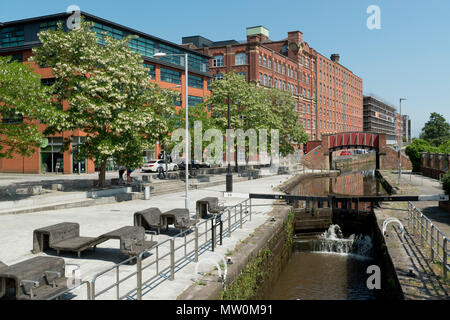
[407, 202, 449, 280]
[50, 198, 252, 300]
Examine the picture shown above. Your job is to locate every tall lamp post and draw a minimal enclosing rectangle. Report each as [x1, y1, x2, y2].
[154, 52, 190, 209]
[226, 94, 233, 192]
[398, 98, 407, 184]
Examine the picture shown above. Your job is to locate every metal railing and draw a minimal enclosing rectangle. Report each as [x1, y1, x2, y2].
[46, 280, 91, 300]
[87, 198, 252, 300]
[407, 202, 449, 280]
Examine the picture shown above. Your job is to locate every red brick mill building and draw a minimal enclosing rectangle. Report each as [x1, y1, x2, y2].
[0, 12, 211, 174]
[182, 26, 364, 142]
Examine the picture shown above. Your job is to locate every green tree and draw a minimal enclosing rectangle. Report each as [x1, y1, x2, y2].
[419, 112, 450, 147]
[203, 72, 308, 169]
[0, 56, 55, 158]
[405, 139, 438, 172]
[31, 21, 177, 186]
[262, 88, 308, 156]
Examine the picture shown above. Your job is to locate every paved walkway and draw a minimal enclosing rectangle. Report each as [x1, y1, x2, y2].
[376, 171, 450, 300]
[0, 173, 293, 300]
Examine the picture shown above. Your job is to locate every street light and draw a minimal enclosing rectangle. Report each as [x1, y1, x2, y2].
[153, 51, 190, 209]
[398, 98, 407, 184]
[226, 94, 232, 192]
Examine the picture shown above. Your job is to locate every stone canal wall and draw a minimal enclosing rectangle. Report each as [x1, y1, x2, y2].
[177, 205, 294, 300]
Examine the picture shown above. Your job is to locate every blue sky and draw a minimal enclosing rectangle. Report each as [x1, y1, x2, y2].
[1, 0, 449, 137]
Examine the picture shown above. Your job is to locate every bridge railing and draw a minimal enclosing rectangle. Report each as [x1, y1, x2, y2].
[408, 202, 449, 280]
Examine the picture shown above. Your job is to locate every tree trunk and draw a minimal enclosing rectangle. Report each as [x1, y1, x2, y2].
[98, 160, 107, 188]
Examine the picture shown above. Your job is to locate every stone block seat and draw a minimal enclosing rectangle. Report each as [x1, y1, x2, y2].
[196, 197, 225, 220]
[135, 208, 197, 233]
[0, 256, 67, 300]
[134, 208, 164, 234]
[161, 209, 197, 232]
[33, 223, 157, 258]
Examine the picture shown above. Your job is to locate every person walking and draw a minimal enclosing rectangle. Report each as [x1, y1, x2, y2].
[118, 165, 125, 184]
[126, 167, 134, 184]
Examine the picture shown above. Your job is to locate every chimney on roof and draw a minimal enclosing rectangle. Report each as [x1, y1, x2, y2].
[246, 26, 269, 42]
[288, 31, 303, 46]
[330, 54, 340, 63]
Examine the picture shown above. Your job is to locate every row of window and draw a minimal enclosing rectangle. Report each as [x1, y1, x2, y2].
[258, 73, 315, 99]
[212, 52, 247, 67]
[0, 26, 24, 48]
[0, 20, 209, 74]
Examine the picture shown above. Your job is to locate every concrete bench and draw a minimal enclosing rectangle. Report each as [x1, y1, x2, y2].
[0, 256, 67, 300]
[134, 208, 164, 234]
[161, 209, 197, 232]
[196, 197, 225, 220]
[33, 223, 157, 258]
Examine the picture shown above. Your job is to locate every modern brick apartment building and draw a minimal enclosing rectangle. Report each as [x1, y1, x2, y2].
[182, 26, 364, 142]
[0, 12, 211, 174]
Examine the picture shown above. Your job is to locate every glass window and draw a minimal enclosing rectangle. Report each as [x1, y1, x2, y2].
[235, 53, 246, 65]
[160, 67, 181, 84]
[143, 63, 155, 79]
[130, 37, 154, 58]
[40, 20, 63, 32]
[0, 25, 24, 48]
[188, 95, 203, 107]
[269, 76, 272, 87]
[92, 22, 124, 45]
[268, 59, 272, 69]
[213, 55, 224, 67]
[263, 56, 266, 67]
[213, 73, 223, 80]
[237, 72, 246, 78]
[259, 73, 263, 84]
[264, 74, 267, 86]
[189, 74, 203, 89]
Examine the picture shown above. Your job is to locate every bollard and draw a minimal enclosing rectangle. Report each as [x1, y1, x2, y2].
[195, 226, 199, 262]
[136, 256, 142, 300]
[144, 186, 150, 200]
[170, 239, 175, 281]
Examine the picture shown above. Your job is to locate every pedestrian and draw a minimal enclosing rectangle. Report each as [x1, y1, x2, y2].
[127, 167, 134, 183]
[118, 165, 125, 184]
[157, 166, 166, 180]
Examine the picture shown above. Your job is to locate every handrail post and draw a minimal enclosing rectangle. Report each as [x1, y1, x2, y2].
[249, 198, 252, 221]
[228, 209, 231, 238]
[211, 218, 215, 252]
[195, 225, 199, 263]
[136, 256, 142, 300]
[443, 237, 448, 280]
[420, 215, 424, 245]
[240, 204, 243, 229]
[86, 282, 92, 300]
[170, 239, 175, 281]
[430, 224, 434, 261]
[116, 265, 120, 300]
[91, 281, 96, 301]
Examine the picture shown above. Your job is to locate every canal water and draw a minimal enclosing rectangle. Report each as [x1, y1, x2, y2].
[267, 166, 387, 300]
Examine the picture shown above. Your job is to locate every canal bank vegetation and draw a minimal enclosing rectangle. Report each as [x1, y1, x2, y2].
[219, 211, 295, 300]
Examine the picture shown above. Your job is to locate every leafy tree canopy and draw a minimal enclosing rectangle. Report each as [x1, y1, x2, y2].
[419, 112, 450, 147]
[0, 56, 55, 158]
[31, 20, 177, 185]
